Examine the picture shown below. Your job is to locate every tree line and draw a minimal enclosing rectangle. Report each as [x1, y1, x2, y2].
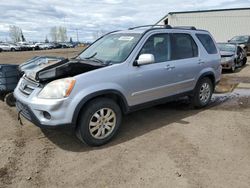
[9, 25, 68, 43]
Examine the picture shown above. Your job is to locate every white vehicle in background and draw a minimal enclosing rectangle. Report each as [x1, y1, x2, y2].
[38, 43, 54, 50]
[28, 42, 40, 50]
[17, 42, 33, 51]
[0, 43, 21, 51]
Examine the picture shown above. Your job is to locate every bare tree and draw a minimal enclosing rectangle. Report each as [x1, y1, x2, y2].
[9, 25, 22, 42]
[50, 26, 58, 42]
[50, 26, 68, 42]
[58, 26, 67, 42]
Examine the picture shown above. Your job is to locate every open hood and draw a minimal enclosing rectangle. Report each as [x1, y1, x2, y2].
[19, 56, 106, 82]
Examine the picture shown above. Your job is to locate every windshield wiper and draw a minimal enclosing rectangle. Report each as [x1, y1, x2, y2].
[89, 57, 105, 65]
[85, 52, 97, 59]
[79, 52, 107, 65]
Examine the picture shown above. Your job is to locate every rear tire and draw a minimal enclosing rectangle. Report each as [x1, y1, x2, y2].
[191, 77, 213, 108]
[5, 93, 16, 107]
[76, 98, 122, 146]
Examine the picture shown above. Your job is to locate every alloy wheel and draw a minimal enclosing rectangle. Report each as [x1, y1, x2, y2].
[89, 108, 116, 139]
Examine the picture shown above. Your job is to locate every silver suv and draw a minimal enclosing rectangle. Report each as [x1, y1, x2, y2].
[14, 25, 221, 146]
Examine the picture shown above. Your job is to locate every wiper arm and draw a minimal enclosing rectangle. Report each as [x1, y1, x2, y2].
[79, 52, 106, 65]
[89, 57, 105, 65]
[85, 52, 97, 59]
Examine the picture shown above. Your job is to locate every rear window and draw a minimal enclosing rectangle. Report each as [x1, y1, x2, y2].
[196, 34, 217, 54]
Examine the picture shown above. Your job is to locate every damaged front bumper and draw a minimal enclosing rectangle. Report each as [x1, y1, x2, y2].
[221, 60, 234, 70]
[14, 79, 75, 128]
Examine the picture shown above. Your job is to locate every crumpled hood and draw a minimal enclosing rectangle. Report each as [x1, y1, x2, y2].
[19, 56, 106, 82]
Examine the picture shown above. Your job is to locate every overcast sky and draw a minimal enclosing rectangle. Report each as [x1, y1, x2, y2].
[0, 0, 250, 42]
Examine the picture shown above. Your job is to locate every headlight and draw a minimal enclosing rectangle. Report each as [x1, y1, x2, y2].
[221, 56, 233, 62]
[38, 78, 76, 99]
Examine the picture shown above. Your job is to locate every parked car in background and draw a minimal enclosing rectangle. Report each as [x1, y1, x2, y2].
[0, 43, 21, 51]
[228, 35, 250, 53]
[29, 42, 40, 51]
[218, 43, 247, 72]
[14, 25, 221, 146]
[60, 42, 74, 48]
[17, 42, 33, 51]
[51, 42, 63, 49]
[38, 43, 54, 50]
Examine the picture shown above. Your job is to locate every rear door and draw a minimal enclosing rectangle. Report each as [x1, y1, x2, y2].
[167, 32, 201, 94]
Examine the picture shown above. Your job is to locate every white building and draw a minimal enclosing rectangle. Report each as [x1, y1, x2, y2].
[156, 8, 250, 42]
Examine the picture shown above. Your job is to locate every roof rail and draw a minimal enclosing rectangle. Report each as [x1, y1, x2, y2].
[172, 26, 196, 30]
[128, 25, 172, 30]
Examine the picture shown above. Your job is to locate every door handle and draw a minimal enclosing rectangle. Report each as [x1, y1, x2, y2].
[198, 60, 205, 64]
[165, 65, 175, 70]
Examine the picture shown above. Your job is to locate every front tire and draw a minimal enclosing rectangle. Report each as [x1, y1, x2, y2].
[231, 62, 236, 73]
[191, 77, 213, 108]
[76, 98, 122, 146]
[242, 57, 247, 66]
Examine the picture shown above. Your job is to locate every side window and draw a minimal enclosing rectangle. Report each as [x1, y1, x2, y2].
[170, 33, 198, 60]
[196, 34, 217, 54]
[139, 33, 170, 63]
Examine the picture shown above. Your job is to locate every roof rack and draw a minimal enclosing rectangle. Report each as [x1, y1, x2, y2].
[128, 25, 172, 30]
[128, 25, 198, 31]
[172, 26, 196, 30]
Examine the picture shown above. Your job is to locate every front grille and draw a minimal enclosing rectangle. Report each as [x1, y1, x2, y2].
[19, 76, 39, 96]
[16, 100, 32, 120]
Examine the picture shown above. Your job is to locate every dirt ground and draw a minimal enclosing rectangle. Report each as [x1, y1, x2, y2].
[0, 48, 250, 188]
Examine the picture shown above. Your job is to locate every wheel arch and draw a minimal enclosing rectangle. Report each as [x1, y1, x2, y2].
[72, 89, 129, 129]
[197, 71, 216, 90]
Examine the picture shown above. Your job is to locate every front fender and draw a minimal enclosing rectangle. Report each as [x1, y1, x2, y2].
[68, 83, 128, 127]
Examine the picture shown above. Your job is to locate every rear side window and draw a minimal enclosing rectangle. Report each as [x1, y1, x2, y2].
[171, 33, 198, 60]
[196, 34, 217, 54]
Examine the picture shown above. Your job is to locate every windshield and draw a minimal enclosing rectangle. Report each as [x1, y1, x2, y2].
[78, 33, 141, 64]
[217, 43, 236, 52]
[229, 36, 249, 43]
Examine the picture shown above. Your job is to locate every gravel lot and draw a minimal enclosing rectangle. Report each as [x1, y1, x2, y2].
[0, 48, 250, 188]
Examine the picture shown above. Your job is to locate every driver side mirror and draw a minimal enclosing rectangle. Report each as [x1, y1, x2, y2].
[134, 54, 155, 66]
